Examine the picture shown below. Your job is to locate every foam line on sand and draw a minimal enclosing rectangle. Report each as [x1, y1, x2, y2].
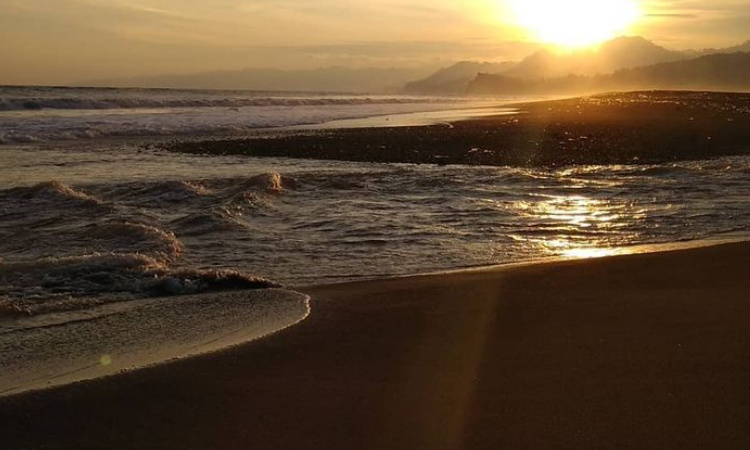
[0, 289, 310, 398]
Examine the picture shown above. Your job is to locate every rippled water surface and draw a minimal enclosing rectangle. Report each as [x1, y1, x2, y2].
[3, 142, 749, 317]
[7, 88, 747, 395]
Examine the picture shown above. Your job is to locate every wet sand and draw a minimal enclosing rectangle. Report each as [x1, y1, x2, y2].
[166, 91, 750, 167]
[2, 241, 749, 449]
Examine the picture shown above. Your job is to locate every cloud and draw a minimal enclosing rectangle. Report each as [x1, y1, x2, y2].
[2, 0, 750, 84]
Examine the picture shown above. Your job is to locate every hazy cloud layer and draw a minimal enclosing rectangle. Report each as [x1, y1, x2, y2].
[0, 0, 748, 85]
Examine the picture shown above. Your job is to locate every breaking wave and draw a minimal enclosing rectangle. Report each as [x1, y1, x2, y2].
[0, 253, 279, 318]
[0, 176, 292, 319]
[3, 180, 103, 207]
[0, 86, 485, 144]
[0, 96, 449, 112]
[3, 157, 750, 322]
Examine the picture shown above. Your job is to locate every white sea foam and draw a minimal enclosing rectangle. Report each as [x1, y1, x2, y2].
[0, 289, 310, 397]
[2, 158, 750, 314]
[0, 86, 504, 143]
[0, 96, 446, 111]
[0, 179, 286, 316]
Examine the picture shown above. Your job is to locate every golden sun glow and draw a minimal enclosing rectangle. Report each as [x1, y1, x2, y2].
[508, 0, 642, 48]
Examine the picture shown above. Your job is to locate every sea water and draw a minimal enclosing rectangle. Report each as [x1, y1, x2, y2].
[0, 85, 503, 143]
[2, 86, 749, 394]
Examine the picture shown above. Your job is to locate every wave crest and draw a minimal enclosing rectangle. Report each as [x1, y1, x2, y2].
[85, 222, 182, 262]
[0, 253, 280, 318]
[3, 181, 103, 207]
[0, 96, 441, 112]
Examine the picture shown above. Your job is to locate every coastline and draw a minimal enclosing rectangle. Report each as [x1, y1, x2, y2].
[290, 236, 750, 290]
[2, 240, 749, 449]
[164, 90, 750, 167]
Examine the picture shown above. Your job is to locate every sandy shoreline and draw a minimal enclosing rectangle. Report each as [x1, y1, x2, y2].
[2, 241, 749, 449]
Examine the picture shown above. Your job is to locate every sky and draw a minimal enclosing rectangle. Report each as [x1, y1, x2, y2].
[0, 0, 748, 85]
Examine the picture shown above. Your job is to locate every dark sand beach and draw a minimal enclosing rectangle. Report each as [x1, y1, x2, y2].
[166, 91, 750, 167]
[2, 241, 749, 449]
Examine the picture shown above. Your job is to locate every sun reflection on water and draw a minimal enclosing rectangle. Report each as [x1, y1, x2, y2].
[560, 246, 622, 259]
[512, 194, 642, 259]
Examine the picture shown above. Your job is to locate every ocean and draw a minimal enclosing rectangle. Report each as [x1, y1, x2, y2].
[2, 86, 749, 394]
[0, 85, 508, 143]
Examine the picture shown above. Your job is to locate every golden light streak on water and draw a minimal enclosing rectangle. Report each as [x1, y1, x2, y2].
[561, 247, 621, 259]
[515, 194, 638, 258]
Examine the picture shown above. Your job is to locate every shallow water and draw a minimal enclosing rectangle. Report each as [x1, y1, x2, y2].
[0, 289, 310, 397]
[3, 142, 749, 317]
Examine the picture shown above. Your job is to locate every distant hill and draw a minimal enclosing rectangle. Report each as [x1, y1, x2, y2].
[403, 36, 686, 95]
[85, 66, 439, 93]
[83, 36, 750, 95]
[596, 36, 686, 72]
[504, 36, 684, 79]
[688, 40, 750, 57]
[402, 61, 515, 95]
[467, 52, 750, 95]
[608, 52, 750, 91]
[721, 41, 750, 54]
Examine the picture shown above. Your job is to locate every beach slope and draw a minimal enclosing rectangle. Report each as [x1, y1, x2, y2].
[1, 242, 749, 449]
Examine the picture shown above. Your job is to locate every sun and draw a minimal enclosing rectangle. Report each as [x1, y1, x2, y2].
[508, 0, 642, 49]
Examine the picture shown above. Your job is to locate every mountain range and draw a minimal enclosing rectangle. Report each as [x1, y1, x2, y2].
[84, 37, 750, 95]
[406, 36, 750, 95]
[467, 52, 750, 95]
[503, 36, 683, 79]
[403, 61, 516, 95]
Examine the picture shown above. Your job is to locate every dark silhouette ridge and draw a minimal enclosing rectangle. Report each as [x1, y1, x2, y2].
[468, 52, 750, 95]
[403, 36, 750, 95]
[403, 61, 516, 95]
[505, 36, 683, 80]
[403, 36, 686, 95]
[690, 40, 750, 57]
